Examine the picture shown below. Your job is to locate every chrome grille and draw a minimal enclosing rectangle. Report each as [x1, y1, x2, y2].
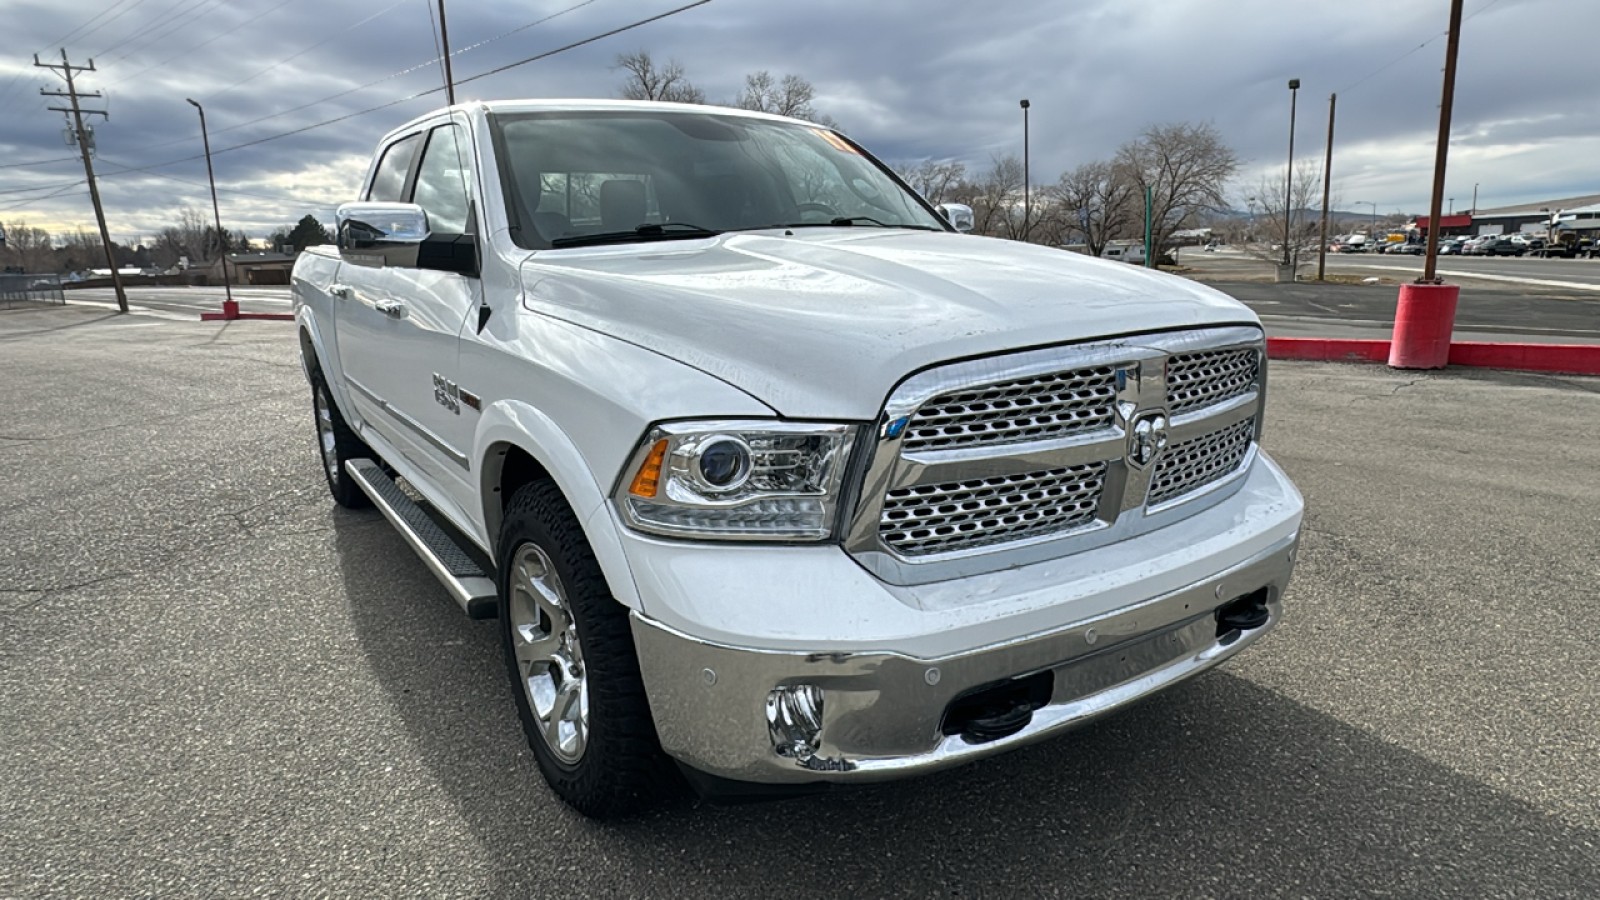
[1148, 418, 1255, 506]
[849, 327, 1267, 584]
[880, 462, 1107, 556]
[1166, 347, 1259, 414]
[900, 366, 1117, 452]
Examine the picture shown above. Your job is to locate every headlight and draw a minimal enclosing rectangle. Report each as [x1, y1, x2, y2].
[616, 420, 858, 541]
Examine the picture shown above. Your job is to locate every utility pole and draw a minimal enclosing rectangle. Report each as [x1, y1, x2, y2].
[37, 49, 127, 312]
[1422, 0, 1464, 283]
[1317, 92, 1336, 281]
[437, 0, 456, 104]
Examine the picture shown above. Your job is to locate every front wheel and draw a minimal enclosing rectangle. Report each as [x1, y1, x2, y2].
[498, 481, 670, 818]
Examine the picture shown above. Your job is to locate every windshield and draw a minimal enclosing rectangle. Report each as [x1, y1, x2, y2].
[490, 110, 948, 249]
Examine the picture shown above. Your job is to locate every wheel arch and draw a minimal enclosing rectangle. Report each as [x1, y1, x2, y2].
[476, 401, 644, 612]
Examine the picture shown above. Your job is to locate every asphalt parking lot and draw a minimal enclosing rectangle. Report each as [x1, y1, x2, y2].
[3, 305, 1598, 898]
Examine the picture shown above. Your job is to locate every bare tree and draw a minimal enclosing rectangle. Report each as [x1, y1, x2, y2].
[894, 159, 967, 206]
[1116, 122, 1239, 260]
[733, 71, 839, 128]
[963, 155, 1025, 240]
[613, 51, 705, 104]
[1244, 159, 1323, 269]
[1050, 160, 1137, 257]
[1, 220, 54, 273]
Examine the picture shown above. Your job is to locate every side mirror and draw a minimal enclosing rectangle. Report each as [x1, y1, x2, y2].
[936, 202, 975, 233]
[336, 201, 477, 276]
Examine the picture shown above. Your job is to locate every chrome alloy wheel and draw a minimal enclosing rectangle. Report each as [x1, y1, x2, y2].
[508, 543, 590, 764]
[313, 384, 339, 481]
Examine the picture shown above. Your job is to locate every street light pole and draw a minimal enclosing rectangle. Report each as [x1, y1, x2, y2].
[1283, 78, 1300, 270]
[187, 97, 237, 319]
[1471, 182, 1478, 215]
[1357, 200, 1377, 237]
[1019, 98, 1030, 242]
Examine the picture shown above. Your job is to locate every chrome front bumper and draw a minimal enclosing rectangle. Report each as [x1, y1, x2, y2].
[630, 531, 1298, 785]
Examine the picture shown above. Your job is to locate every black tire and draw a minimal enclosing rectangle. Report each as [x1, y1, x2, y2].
[497, 480, 669, 818]
[309, 367, 373, 509]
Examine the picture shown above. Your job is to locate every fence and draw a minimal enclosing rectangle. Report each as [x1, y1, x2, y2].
[0, 273, 66, 308]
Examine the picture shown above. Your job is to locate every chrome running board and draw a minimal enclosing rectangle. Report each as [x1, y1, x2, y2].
[345, 458, 499, 619]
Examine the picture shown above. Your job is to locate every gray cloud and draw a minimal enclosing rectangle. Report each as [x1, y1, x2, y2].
[1, 0, 1592, 242]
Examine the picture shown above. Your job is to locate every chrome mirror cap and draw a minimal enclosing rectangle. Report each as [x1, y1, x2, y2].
[336, 202, 430, 252]
[935, 202, 975, 233]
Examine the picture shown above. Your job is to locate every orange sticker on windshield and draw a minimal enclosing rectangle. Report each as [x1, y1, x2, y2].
[813, 128, 859, 154]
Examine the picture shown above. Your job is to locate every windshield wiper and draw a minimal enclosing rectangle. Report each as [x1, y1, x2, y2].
[758, 217, 941, 232]
[549, 222, 722, 248]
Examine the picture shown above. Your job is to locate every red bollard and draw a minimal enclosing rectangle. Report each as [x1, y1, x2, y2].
[1389, 282, 1459, 369]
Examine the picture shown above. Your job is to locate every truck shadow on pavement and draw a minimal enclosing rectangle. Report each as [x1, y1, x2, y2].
[332, 514, 1600, 898]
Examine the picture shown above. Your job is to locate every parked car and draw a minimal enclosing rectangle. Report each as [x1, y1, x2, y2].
[292, 99, 1303, 817]
[1483, 238, 1525, 257]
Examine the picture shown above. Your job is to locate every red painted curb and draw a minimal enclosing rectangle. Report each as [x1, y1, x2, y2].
[1447, 342, 1600, 376]
[1267, 337, 1600, 376]
[1266, 337, 1391, 362]
[199, 312, 295, 321]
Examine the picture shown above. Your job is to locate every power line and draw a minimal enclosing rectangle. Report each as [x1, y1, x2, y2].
[100, 0, 300, 91]
[0, 178, 89, 195]
[99, 0, 233, 68]
[456, 0, 710, 87]
[0, 0, 143, 111]
[97, 157, 335, 206]
[197, 0, 411, 104]
[0, 180, 86, 212]
[117, 0, 603, 159]
[57, 1, 713, 186]
[1334, 0, 1504, 96]
[0, 156, 84, 170]
[59, 0, 154, 50]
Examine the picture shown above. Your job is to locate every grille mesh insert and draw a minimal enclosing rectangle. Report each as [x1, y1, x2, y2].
[900, 366, 1117, 452]
[880, 462, 1107, 556]
[1147, 418, 1255, 506]
[1166, 347, 1258, 414]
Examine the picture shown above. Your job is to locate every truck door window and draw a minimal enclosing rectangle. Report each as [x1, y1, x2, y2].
[411, 124, 475, 236]
[368, 133, 422, 202]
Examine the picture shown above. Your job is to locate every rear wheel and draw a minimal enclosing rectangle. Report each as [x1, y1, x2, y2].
[310, 368, 373, 508]
[498, 480, 669, 818]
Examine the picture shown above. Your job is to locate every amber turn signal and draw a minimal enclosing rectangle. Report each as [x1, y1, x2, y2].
[628, 439, 669, 498]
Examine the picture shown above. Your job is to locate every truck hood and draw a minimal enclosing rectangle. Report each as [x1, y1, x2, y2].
[519, 230, 1258, 419]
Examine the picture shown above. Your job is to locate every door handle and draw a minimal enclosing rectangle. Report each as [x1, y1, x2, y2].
[329, 283, 352, 298]
[374, 298, 408, 319]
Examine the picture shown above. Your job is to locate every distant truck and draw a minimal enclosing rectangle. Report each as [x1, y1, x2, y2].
[292, 99, 1303, 817]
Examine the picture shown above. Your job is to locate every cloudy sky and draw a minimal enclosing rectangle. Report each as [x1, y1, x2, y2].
[1, 0, 1594, 244]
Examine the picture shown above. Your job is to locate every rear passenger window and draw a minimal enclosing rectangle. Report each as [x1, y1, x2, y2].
[411, 125, 474, 235]
[367, 133, 422, 202]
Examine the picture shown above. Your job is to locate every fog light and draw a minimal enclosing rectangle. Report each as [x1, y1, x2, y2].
[765, 684, 824, 760]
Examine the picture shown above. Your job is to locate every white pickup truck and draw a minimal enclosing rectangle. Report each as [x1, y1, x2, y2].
[293, 99, 1303, 817]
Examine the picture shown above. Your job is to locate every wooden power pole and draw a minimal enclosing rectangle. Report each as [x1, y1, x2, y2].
[1422, 0, 1465, 283]
[36, 49, 127, 313]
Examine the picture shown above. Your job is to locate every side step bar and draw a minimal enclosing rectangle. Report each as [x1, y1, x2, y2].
[345, 458, 499, 619]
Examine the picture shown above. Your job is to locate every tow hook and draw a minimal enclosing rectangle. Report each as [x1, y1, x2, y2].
[1215, 588, 1271, 639]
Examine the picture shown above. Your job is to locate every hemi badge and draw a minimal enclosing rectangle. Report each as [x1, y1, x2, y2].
[460, 389, 482, 411]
